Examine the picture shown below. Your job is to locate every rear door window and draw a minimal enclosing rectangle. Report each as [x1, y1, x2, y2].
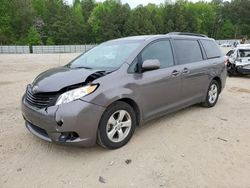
[201, 40, 221, 59]
[173, 40, 203, 64]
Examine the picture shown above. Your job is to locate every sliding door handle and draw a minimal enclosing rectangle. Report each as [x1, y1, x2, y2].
[172, 70, 180, 77]
[182, 68, 190, 74]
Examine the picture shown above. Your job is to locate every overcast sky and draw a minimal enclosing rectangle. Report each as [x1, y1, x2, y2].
[67, 0, 212, 8]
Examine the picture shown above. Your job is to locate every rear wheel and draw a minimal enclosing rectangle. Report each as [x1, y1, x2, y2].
[97, 101, 136, 149]
[202, 80, 220, 108]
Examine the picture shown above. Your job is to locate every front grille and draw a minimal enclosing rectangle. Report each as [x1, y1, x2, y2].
[25, 87, 58, 109]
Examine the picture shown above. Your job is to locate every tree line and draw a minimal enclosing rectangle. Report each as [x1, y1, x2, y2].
[0, 0, 249, 45]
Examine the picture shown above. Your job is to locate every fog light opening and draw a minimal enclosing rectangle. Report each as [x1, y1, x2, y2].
[58, 132, 79, 143]
[69, 132, 79, 141]
[58, 133, 69, 143]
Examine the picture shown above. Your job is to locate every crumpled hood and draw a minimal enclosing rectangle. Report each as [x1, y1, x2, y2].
[31, 66, 100, 93]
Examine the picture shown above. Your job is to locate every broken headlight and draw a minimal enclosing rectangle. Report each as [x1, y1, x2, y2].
[56, 84, 98, 105]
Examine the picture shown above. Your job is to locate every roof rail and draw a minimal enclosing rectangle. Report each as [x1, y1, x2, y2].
[167, 32, 208, 38]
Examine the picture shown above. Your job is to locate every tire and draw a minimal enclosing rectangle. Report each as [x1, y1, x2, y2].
[97, 101, 136, 149]
[202, 80, 220, 108]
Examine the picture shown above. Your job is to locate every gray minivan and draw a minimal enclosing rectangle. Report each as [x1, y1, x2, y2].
[21, 33, 227, 149]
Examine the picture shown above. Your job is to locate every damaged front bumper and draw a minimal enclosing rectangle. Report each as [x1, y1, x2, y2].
[236, 65, 250, 74]
[227, 62, 250, 75]
[21, 96, 105, 147]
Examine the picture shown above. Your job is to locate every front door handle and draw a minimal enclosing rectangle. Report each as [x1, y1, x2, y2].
[182, 68, 190, 74]
[172, 70, 180, 77]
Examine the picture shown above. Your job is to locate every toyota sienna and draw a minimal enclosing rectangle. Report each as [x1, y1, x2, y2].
[21, 32, 227, 149]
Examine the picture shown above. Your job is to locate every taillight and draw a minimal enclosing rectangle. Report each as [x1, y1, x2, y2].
[224, 57, 228, 65]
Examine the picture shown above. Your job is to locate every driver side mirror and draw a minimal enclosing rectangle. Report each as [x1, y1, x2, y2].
[142, 59, 160, 71]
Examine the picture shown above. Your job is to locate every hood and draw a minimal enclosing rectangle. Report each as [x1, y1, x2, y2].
[32, 66, 107, 93]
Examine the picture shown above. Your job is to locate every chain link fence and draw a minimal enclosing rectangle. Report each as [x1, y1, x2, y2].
[0, 46, 30, 54]
[0, 45, 97, 54]
[32, 45, 96, 54]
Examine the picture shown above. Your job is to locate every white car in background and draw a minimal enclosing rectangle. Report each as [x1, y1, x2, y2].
[226, 44, 250, 76]
[221, 43, 232, 47]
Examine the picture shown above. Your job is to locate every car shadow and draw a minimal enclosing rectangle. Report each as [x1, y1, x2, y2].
[137, 104, 203, 131]
[34, 104, 208, 157]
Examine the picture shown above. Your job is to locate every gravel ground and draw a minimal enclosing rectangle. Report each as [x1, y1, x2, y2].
[0, 52, 250, 188]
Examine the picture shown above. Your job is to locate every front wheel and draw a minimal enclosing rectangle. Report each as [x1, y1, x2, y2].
[97, 101, 136, 149]
[202, 80, 220, 108]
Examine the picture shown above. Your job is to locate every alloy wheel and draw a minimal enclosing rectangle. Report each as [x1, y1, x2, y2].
[208, 83, 218, 104]
[106, 110, 132, 143]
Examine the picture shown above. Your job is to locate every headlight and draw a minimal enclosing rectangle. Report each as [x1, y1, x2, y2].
[56, 84, 98, 105]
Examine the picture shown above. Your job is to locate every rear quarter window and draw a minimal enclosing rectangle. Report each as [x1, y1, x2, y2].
[201, 40, 222, 59]
[173, 39, 203, 64]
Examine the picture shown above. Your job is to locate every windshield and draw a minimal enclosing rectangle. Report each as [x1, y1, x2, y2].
[68, 40, 142, 71]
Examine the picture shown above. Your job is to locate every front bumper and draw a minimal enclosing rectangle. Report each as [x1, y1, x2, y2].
[236, 66, 250, 75]
[228, 62, 250, 75]
[21, 97, 105, 147]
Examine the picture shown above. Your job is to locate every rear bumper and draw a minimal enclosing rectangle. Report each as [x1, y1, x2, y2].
[21, 97, 105, 147]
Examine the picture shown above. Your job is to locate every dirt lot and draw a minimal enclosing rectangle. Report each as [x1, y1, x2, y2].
[0, 53, 250, 188]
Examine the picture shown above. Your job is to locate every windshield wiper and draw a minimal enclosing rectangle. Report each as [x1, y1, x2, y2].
[72, 66, 93, 70]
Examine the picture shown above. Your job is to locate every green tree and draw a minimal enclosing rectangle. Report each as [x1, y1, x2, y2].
[81, 0, 96, 43]
[124, 5, 156, 36]
[222, 0, 250, 38]
[27, 26, 42, 45]
[32, 0, 47, 18]
[1, 0, 250, 44]
[81, 0, 96, 21]
[48, 1, 87, 44]
[89, 0, 130, 42]
[217, 20, 235, 39]
[9, 0, 35, 44]
[46, 37, 54, 45]
[0, 1, 13, 44]
[145, 3, 164, 34]
[184, 2, 216, 36]
[72, 0, 87, 43]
